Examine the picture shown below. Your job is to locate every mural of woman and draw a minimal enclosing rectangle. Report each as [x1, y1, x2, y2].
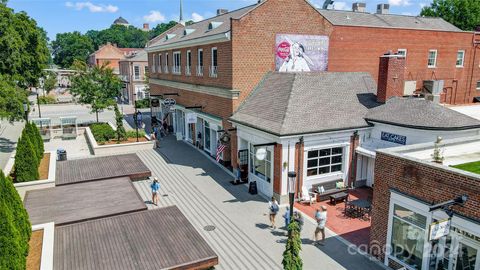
[279, 41, 313, 72]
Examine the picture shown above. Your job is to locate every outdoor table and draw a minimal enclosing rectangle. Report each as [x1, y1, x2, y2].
[348, 199, 372, 219]
[329, 192, 348, 205]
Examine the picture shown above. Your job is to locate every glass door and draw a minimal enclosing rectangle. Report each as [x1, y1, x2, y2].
[204, 121, 211, 153]
[454, 242, 478, 270]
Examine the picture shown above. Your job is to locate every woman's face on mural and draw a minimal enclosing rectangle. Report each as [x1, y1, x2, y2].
[292, 43, 302, 57]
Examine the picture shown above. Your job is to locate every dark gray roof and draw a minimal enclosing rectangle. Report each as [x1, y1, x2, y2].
[148, 4, 257, 48]
[365, 98, 480, 130]
[318, 10, 462, 32]
[54, 206, 218, 270]
[113, 16, 129, 25]
[230, 72, 380, 136]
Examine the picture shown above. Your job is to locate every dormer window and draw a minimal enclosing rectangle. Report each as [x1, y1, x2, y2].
[208, 22, 223, 30]
[183, 29, 195, 36]
[165, 34, 176, 41]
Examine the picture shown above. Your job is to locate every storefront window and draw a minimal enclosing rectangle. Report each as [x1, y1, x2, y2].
[391, 204, 427, 269]
[306, 147, 343, 177]
[188, 123, 194, 142]
[204, 121, 211, 153]
[250, 144, 272, 183]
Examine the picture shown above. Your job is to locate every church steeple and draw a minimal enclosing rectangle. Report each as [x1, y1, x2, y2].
[179, 0, 185, 25]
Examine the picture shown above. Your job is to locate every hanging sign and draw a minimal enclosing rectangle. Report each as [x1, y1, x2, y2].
[255, 147, 267, 161]
[186, 113, 197, 124]
[429, 219, 451, 241]
[381, 131, 407, 145]
[163, 98, 176, 107]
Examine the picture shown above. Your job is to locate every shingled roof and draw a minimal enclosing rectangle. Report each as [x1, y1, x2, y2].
[230, 72, 380, 136]
[317, 9, 462, 32]
[365, 97, 480, 130]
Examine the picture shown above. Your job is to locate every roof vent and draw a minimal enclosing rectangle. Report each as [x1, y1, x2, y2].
[165, 34, 176, 40]
[208, 21, 223, 30]
[352, 2, 366, 12]
[183, 29, 195, 36]
[377, 3, 389, 15]
[217, 9, 228, 15]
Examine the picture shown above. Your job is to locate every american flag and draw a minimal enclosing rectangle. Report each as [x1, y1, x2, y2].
[216, 143, 226, 162]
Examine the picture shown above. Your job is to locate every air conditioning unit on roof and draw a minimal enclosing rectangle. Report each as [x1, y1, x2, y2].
[404, 81, 417, 96]
[423, 80, 444, 95]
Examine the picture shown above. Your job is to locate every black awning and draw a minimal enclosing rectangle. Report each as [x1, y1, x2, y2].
[474, 96, 480, 103]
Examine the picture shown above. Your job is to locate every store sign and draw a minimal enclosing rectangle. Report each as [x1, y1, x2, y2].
[381, 131, 407, 145]
[275, 34, 329, 72]
[186, 113, 197, 124]
[163, 98, 176, 107]
[429, 219, 451, 241]
[255, 148, 267, 161]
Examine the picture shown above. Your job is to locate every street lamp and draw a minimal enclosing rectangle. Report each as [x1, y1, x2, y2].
[23, 102, 28, 122]
[133, 93, 139, 142]
[288, 171, 296, 220]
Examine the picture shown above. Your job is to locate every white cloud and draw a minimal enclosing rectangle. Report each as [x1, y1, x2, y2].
[401, 12, 412, 16]
[65, 1, 118, 13]
[388, 0, 411, 7]
[143, 10, 166, 23]
[191, 12, 204, 22]
[333, 1, 349, 10]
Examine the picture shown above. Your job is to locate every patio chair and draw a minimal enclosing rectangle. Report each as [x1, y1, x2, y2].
[299, 186, 316, 205]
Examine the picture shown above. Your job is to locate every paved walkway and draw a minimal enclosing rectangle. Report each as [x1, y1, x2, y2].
[133, 137, 384, 270]
[0, 120, 24, 173]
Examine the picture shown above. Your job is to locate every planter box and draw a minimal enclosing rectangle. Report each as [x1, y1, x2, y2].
[14, 151, 56, 200]
[85, 127, 154, 156]
[31, 222, 54, 270]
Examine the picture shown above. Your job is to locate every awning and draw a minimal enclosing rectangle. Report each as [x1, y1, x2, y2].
[356, 146, 376, 158]
[474, 97, 480, 103]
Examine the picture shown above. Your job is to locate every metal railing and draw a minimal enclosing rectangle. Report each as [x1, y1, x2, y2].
[209, 66, 218, 78]
[196, 66, 204, 76]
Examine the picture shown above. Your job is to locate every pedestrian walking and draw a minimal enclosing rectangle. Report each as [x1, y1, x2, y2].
[268, 197, 279, 229]
[150, 177, 160, 206]
[151, 132, 158, 148]
[283, 206, 291, 228]
[314, 206, 327, 245]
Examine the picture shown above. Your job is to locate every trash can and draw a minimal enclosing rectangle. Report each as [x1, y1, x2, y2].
[57, 148, 67, 161]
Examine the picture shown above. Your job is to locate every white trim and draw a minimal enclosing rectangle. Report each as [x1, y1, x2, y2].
[146, 32, 230, 52]
[32, 222, 55, 270]
[456, 50, 465, 68]
[427, 49, 438, 68]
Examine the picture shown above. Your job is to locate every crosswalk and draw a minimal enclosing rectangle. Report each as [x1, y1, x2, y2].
[133, 150, 282, 270]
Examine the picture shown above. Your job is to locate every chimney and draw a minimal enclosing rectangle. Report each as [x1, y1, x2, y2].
[377, 4, 390, 15]
[143, 23, 149, 30]
[217, 9, 228, 15]
[352, 2, 366, 12]
[377, 52, 406, 103]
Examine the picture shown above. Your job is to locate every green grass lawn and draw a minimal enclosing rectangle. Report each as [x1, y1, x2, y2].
[451, 161, 480, 175]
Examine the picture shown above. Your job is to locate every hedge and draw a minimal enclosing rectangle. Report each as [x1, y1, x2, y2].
[38, 95, 56, 104]
[90, 123, 115, 143]
[25, 122, 43, 163]
[0, 171, 31, 269]
[126, 130, 146, 138]
[14, 131, 39, 182]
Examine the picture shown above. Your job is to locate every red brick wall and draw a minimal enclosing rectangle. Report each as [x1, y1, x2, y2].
[148, 42, 233, 89]
[273, 143, 283, 194]
[377, 56, 406, 103]
[294, 141, 305, 198]
[370, 152, 480, 261]
[231, 0, 334, 109]
[329, 26, 480, 104]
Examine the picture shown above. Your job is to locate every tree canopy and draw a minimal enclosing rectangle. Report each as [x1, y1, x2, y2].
[420, 0, 480, 31]
[70, 62, 122, 122]
[52, 31, 94, 68]
[0, 75, 28, 122]
[0, 3, 49, 87]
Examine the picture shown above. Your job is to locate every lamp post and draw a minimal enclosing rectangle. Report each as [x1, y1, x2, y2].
[23, 102, 28, 122]
[288, 171, 296, 220]
[133, 93, 139, 142]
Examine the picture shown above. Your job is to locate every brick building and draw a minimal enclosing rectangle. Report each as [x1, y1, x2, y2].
[88, 42, 142, 74]
[119, 49, 149, 104]
[146, 0, 480, 170]
[370, 136, 480, 270]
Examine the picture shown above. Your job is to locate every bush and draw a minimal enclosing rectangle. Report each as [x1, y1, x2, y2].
[14, 131, 39, 182]
[38, 95, 56, 104]
[26, 123, 43, 163]
[31, 123, 44, 159]
[126, 130, 146, 139]
[134, 99, 150, 109]
[0, 171, 30, 269]
[90, 123, 115, 143]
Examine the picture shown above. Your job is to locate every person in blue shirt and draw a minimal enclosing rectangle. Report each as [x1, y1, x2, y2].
[283, 206, 291, 229]
[150, 177, 160, 206]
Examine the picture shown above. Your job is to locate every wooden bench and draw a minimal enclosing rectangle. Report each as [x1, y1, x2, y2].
[312, 180, 347, 202]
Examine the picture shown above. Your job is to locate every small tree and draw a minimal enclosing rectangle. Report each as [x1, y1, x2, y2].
[24, 123, 40, 164]
[14, 133, 39, 182]
[114, 104, 126, 142]
[70, 62, 122, 122]
[282, 221, 303, 270]
[30, 123, 44, 160]
[42, 71, 57, 94]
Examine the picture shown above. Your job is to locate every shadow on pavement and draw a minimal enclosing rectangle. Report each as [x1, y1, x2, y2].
[0, 137, 16, 153]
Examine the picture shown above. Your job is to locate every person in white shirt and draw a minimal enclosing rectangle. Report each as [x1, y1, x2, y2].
[314, 206, 328, 245]
[268, 197, 279, 229]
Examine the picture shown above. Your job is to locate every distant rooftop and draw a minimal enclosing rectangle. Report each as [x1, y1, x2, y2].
[318, 9, 462, 32]
[113, 16, 129, 25]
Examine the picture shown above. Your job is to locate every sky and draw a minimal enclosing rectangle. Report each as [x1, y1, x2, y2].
[7, 0, 434, 41]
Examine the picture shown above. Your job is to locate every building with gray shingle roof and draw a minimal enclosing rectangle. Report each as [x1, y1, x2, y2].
[365, 97, 480, 130]
[230, 72, 380, 136]
[317, 9, 462, 32]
